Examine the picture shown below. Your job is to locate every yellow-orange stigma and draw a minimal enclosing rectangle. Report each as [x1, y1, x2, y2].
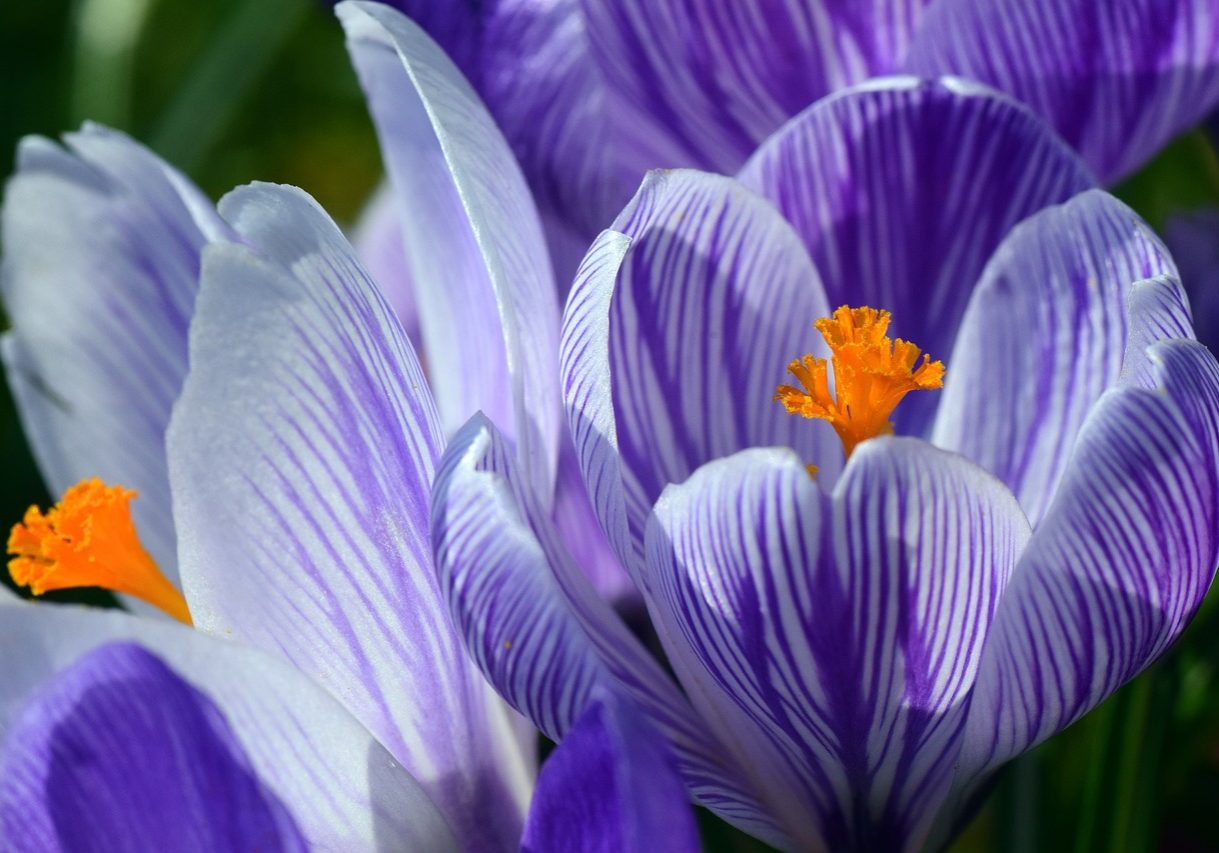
[7, 478, 192, 625]
[774, 306, 945, 459]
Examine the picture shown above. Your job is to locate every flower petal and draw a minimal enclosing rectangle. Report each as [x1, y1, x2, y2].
[905, 0, 1219, 183]
[432, 413, 790, 847]
[350, 181, 420, 347]
[959, 340, 1219, 783]
[167, 183, 530, 849]
[738, 77, 1095, 437]
[561, 169, 837, 579]
[645, 440, 1030, 849]
[0, 125, 226, 583]
[0, 602, 456, 850]
[339, 0, 561, 500]
[581, 0, 937, 175]
[521, 690, 700, 853]
[2, 643, 305, 850]
[932, 190, 1176, 524]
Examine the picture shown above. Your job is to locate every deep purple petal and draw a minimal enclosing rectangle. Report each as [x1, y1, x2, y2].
[645, 440, 1030, 849]
[0, 125, 226, 587]
[960, 340, 1219, 783]
[340, 1, 561, 500]
[561, 169, 837, 581]
[0, 602, 456, 850]
[432, 414, 789, 847]
[167, 183, 529, 849]
[933, 190, 1177, 523]
[581, 0, 937, 176]
[521, 690, 699, 853]
[1164, 207, 1219, 352]
[739, 77, 1095, 437]
[905, 0, 1219, 184]
[1, 643, 306, 851]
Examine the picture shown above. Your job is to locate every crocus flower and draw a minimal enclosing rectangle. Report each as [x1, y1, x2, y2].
[0, 612, 698, 851]
[0, 2, 654, 847]
[353, 0, 1219, 282]
[428, 77, 1219, 850]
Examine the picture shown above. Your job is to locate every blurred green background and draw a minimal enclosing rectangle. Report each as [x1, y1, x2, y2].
[5, 2, 1219, 850]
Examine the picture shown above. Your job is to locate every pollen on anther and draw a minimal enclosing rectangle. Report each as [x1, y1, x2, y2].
[775, 305, 945, 460]
[7, 478, 192, 625]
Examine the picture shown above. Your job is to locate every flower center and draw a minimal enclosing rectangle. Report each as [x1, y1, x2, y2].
[7, 478, 192, 624]
[774, 305, 945, 460]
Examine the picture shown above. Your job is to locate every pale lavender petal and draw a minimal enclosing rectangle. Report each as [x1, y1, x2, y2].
[1121, 274, 1197, 391]
[739, 77, 1095, 437]
[521, 690, 699, 853]
[0, 125, 226, 583]
[645, 440, 1030, 849]
[960, 340, 1219, 783]
[561, 169, 837, 580]
[2, 643, 306, 851]
[905, 0, 1219, 184]
[1164, 207, 1219, 351]
[551, 435, 639, 605]
[340, 0, 561, 500]
[432, 414, 789, 847]
[350, 181, 420, 347]
[167, 183, 530, 849]
[933, 190, 1176, 524]
[582, 0, 937, 176]
[0, 602, 456, 850]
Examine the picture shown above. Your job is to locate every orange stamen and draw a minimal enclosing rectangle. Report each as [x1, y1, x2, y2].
[7, 478, 191, 624]
[774, 306, 944, 459]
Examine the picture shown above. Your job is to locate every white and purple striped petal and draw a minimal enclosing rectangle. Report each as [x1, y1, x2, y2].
[645, 441, 1030, 850]
[350, 181, 420, 348]
[561, 169, 837, 579]
[0, 125, 227, 585]
[581, 0, 937, 176]
[739, 77, 1095, 437]
[340, 0, 561, 500]
[905, 0, 1219, 184]
[933, 190, 1177, 524]
[432, 414, 790, 847]
[520, 690, 700, 853]
[167, 183, 530, 850]
[0, 602, 456, 850]
[3, 643, 307, 850]
[959, 340, 1219, 784]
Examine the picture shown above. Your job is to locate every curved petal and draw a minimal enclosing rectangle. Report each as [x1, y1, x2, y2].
[432, 414, 789, 847]
[0, 602, 456, 850]
[1164, 207, 1219, 352]
[167, 183, 530, 849]
[350, 181, 420, 348]
[959, 340, 1219, 783]
[561, 169, 837, 580]
[0, 125, 226, 583]
[932, 190, 1177, 524]
[339, 0, 561, 501]
[905, 0, 1219, 184]
[645, 440, 1030, 849]
[581, 0, 936, 175]
[738, 77, 1095, 437]
[521, 689, 699, 853]
[2, 643, 306, 851]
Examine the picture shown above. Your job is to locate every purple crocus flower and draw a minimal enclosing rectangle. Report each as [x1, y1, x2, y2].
[354, 0, 1219, 283]
[0, 2, 662, 847]
[427, 77, 1219, 850]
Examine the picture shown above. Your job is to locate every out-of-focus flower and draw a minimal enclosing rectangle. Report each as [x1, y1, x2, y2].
[1164, 207, 1219, 351]
[0, 2, 660, 846]
[429, 77, 1219, 850]
[354, 0, 1219, 282]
